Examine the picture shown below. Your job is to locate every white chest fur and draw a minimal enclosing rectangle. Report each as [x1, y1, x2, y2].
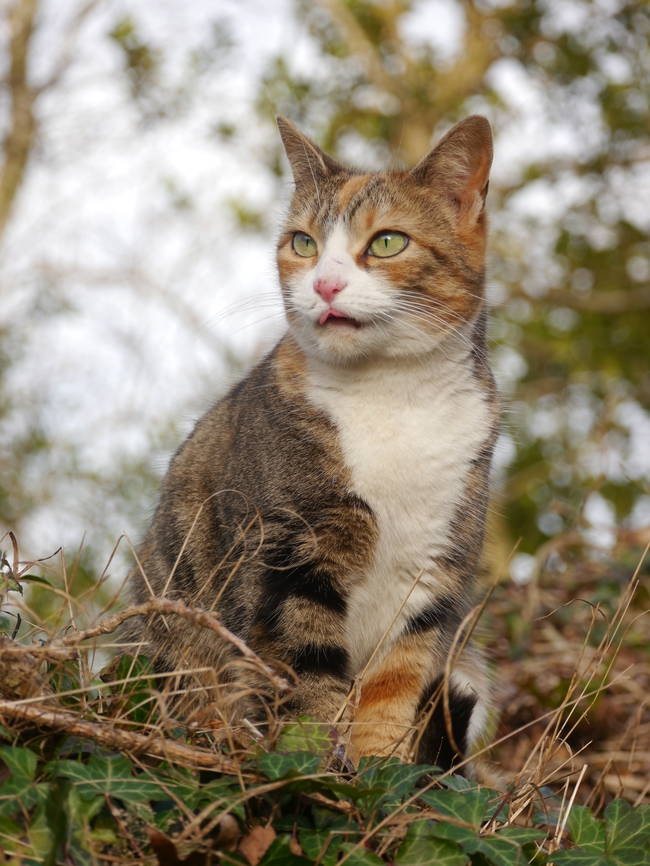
[305, 342, 491, 674]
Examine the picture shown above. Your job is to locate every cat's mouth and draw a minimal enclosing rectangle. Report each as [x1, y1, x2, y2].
[318, 309, 362, 329]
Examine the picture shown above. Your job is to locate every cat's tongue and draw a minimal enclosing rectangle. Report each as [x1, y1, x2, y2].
[319, 309, 355, 326]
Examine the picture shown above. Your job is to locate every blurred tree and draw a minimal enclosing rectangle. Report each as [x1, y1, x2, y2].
[0, 0, 99, 529]
[251, 0, 650, 579]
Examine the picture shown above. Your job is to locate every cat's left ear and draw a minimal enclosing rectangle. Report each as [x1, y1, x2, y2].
[411, 115, 493, 230]
[277, 116, 347, 189]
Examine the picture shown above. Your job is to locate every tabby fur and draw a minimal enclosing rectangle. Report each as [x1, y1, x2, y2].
[121, 114, 499, 772]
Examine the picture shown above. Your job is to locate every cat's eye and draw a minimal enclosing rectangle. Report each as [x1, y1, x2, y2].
[369, 231, 408, 258]
[293, 232, 318, 257]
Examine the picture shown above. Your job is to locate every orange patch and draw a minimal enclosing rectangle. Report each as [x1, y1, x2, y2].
[358, 666, 422, 711]
[275, 335, 308, 397]
[337, 174, 372, 213]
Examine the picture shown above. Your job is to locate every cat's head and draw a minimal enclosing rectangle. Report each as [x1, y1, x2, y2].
[276, 115, 493, 366]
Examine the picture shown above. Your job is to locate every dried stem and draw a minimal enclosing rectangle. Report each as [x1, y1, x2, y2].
[50, 597, 291, 694]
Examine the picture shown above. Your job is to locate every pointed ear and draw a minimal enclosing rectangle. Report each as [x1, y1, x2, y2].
[277, 116, 347, 188]
[411, 115, 493, 229]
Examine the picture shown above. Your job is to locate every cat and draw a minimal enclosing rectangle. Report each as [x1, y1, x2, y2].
[121, 114, 499, 773]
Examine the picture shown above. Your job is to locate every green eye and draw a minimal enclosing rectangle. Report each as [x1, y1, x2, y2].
[369, 231, 408, 258]
[293, 232, 318, 257]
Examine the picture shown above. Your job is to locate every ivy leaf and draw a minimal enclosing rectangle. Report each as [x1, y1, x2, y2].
[438, 774, 480, 792]
[0, 746, 48, 815]
[356, 758, 437, 811]
[53, 754, 168, 802]
[568, 805, 606, 854]
[28, 806, 54, 863]
[276, 717, 336, 757]
[419, 788, 490, 829]
[551, 853, 609, 865]
[604, 799, 650, 864]
[497, 827, 547, 845]
[471, 836, 533, 866]
[113, 654, 157, 723]
[258, 834, 313, 865]
[299, 829, 341, 866]
[337, 843, 385, 865]
[395, 821, 468, 865]
[257, 751, 323, 780]
[144, 765, 202, 808]
[0, 815, 24, 853]
[431, 821, 477, 847]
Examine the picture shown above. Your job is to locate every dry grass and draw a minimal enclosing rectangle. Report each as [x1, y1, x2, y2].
[1, 528, 650, 863]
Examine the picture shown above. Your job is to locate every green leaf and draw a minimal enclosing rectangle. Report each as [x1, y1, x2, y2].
[419, 788, 490, 829]
[258, 835, 313, 865]
[114, 654, 157, 723]
[337, 843, 385, 865]
[0, 746, 48, 815]
[497, 827, 547, 845]
[431, 822, 477, 846]
[28, 806, 54, 862]
[257, 750, 323, 780]
[53, 754, 168, 803]
[439, 774, 480, 792]
[484, 790, 511, 822]
[551, 852, 609, 865]
[67, 787, 104, 827]
[197, 778, 246, 820]
[144, 764, 202, 808]
[604, 799, 650, 864]
[276, 717, 336, 757]
[43, 779, 71, 866]
[0, 815, 24, 853]
[1, 574, 22, 594]
[472, 836, 531, 866]
[0, 745, 37, 782]
[299, 829, 341, 866]
[395, 821, 468, 865]
[355, 758, 437, 811]
[17, 575, 54, 587]
[568, 805, 606, 854]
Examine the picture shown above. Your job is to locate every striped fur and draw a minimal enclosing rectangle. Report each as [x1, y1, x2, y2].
[122, 116, 499, 772]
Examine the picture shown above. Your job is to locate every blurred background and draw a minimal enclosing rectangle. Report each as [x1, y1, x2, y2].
[0, 0, 649, 611]
[2, 0, 650, 800]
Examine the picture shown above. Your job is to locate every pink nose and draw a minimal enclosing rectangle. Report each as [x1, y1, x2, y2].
[314, 277, 346, 305]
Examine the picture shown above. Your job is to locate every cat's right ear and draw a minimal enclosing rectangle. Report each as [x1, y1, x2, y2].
[277, 116, 346, 189]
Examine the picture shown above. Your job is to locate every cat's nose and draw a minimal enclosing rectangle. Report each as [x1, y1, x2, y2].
[314, 277, 346, 305]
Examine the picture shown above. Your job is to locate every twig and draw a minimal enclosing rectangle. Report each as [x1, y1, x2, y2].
[552, 764, 588, 853]
[0, 698, 243, 774]
[50, 597, 291, 693]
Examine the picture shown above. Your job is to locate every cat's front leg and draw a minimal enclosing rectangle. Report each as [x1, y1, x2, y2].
[348, 631, 488, 771]
[252, 580, 352, 723]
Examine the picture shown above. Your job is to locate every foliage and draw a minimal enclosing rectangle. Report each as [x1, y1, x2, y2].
[1, 548, 650, 864]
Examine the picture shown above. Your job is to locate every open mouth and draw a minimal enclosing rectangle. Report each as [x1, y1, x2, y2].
[319, 309, 362, 329]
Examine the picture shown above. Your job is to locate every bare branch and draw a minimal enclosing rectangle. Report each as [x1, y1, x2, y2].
[36, 0, 101, 93]
[0, 0, 38, 240]
[51, 597, 292, 694]
[0, 698, 243, 773]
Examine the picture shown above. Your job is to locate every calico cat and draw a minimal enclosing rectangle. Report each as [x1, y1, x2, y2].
[122, 114, 499, 772]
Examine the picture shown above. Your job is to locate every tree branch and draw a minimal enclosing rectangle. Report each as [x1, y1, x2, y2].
[0, 699, 243, 773]
[51, 597, 292, 694]
[0, 0, 38, 240]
